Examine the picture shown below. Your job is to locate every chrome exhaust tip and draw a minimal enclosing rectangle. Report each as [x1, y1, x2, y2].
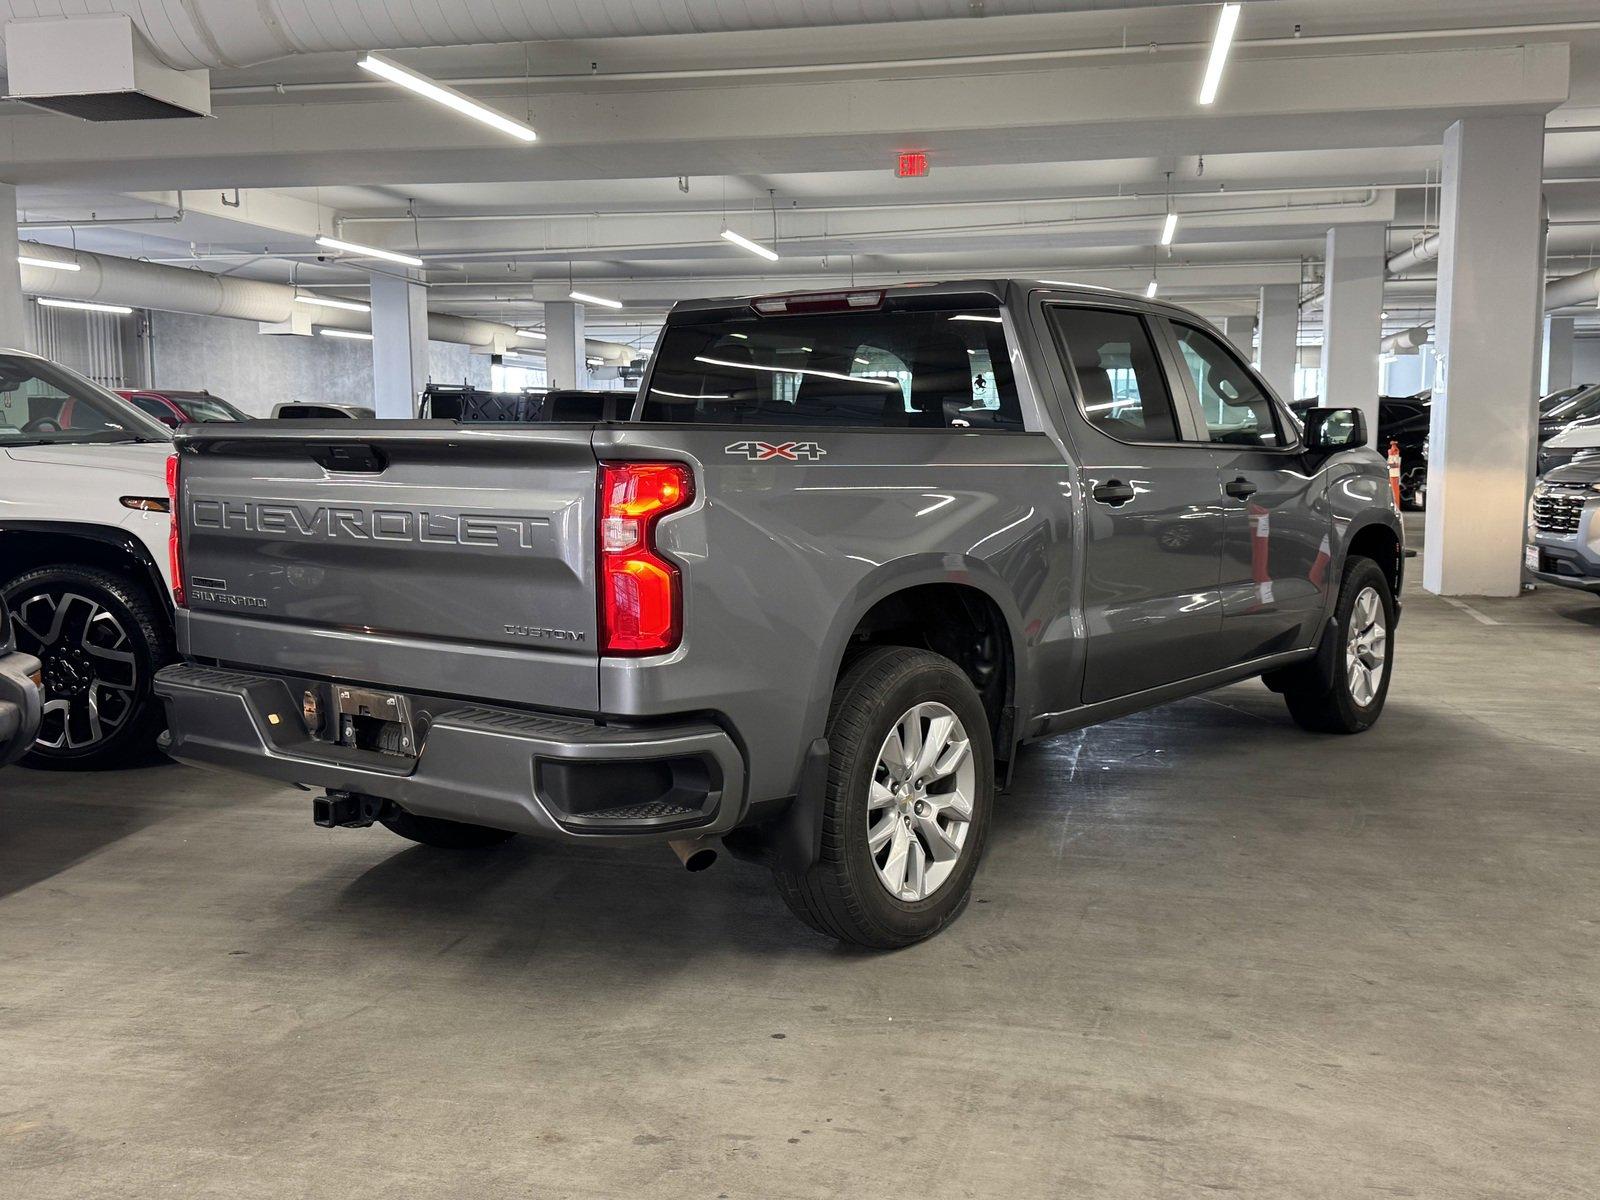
[669, 837, 718, 872]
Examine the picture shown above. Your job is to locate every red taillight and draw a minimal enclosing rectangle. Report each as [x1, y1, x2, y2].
[599, 461, 693, 654]
[165, 453, 186, 608]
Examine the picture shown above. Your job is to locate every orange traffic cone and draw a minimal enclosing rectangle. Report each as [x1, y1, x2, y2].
[1387, 440, 1403, 510]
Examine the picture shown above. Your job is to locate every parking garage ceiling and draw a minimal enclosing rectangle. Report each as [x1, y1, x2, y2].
[3, 0, 1599, 343]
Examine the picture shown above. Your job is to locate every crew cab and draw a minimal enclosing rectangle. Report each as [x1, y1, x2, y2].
[0, 350, 177, 768]
[156, 281, 1402, 947]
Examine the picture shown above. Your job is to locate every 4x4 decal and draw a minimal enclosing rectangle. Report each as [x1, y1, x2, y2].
[724, 440, 827, 462]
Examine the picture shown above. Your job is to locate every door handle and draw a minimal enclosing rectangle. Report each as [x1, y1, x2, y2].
[1223, 477, 1258, 501]
[1091, 480, 1137, 507]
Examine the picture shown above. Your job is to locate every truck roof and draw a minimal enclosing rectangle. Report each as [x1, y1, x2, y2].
[663, 277, 1218, 328]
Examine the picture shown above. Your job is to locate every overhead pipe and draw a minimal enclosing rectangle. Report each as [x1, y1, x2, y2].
[1300, 231, 1444, 311]
[1380, 325, 1432, 355]
[1543, 267, 1600, 311]
[13, 243, 632, 363]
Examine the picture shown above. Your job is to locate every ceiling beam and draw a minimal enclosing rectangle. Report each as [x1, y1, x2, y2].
[0, 44, 1569, 194]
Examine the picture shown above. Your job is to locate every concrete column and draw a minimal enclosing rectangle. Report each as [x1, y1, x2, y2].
[1221, 315, 1255, 359]
[369, 272, 429, 419]
[1257, 284, 1299, 400]
[1541, 315, 1574, 394]
[1423, 115, 1547, 597]
[1318, 223, 1386, 435]
[0, 184, 29, 351]
[544, 300, 587, 390]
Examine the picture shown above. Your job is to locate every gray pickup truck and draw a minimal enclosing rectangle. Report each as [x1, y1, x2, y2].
[155, 280, 1402, 948]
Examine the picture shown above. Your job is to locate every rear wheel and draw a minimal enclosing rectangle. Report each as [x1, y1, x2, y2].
[2, 564, 173, 769]
[772, 646, 994, 949]
[1281, 555, 1395, 734]
[378, 806, 518, 849]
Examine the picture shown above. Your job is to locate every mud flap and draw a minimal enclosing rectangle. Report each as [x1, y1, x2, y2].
[766, 737, 831, 872]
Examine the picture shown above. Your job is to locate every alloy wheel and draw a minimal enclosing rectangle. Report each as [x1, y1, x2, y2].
[867, 701, 976, 902]
[1345, 585, 1388, 707]
[8, 590, 139, 753]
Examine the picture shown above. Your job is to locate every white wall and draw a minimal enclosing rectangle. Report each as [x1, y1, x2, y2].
[1574, 337, 1600, 388]
[147, 310, 490, 416]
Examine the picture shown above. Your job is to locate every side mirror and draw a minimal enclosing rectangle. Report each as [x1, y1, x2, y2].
[1303, 407, 1367, 454]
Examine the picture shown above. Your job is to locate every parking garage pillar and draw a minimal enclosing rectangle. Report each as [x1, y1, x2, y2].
[1541, 315, 1574, 394]
[1221, 315, 1255, 359]
[544, 301, 586, 389]
[1319, 223, 1386, 435]
[1257, 284, 1299, 400]
[0, 184, 28, 351]
[369, 272, 430, 419]
[1424, 114, 1547, 598]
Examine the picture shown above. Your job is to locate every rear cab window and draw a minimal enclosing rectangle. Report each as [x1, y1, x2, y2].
[641, 294, 1025, 430]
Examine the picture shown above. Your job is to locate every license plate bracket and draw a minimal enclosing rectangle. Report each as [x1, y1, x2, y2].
[334, 685, 417, 758]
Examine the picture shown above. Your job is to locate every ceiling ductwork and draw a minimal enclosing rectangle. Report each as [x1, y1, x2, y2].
[1543, 267, 1600, 311]
[14, 243, 633, 363]
[0, 1, 1256, 72]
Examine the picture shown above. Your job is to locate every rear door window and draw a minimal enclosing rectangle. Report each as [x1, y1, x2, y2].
[1045, 305, 1182, 443]
[642, 304, 1023, 429]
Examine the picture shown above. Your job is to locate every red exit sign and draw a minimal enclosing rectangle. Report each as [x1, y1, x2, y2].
[896, 151, 929, 178]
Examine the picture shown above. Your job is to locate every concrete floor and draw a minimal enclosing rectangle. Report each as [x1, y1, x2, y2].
[3, 559, 1598, 1198]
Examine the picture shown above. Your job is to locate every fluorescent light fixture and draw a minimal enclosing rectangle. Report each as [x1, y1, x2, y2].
[949, 314, 1003, 324]
[319, 328, 373, 341]
[854, 357, 870, 365]
[720, 228, 780, 262]
[1160, 211, 1179, 246]
[1381, 310, 1390, 319]
[315, 235, 425, 269]
[729, 332, 749, 339]
[18, 254, 80, 272]
[295, 293, 370, 313]
[37, 297, 132, 315]
[569, 290, 623, 310]
[1198, 3, 1242, 105]
[357, 52, 537, 143]
[1145, 280, 1159, 299]
[515, 329, 546, 340]
[695, 354, 899, 388]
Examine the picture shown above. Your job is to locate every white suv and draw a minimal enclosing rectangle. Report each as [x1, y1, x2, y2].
[0, 350, 177, 767]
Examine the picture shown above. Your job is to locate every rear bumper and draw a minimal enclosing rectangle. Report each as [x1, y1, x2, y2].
[0, 651, 43, 767]
[154, 663, 747, 842]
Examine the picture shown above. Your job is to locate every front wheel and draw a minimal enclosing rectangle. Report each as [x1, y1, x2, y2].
[772, 646, 994, 949]
[3, 564, 173, 769]
[1281, 555, 1395, 734]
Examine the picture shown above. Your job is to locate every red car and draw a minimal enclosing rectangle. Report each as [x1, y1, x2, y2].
[116, 388, 250, 428]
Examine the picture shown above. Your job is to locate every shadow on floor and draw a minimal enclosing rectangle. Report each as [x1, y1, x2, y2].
[0, 761, 185, 900]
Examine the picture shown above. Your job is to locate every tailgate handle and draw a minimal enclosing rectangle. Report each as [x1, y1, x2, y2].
[310, 443, 388, 473]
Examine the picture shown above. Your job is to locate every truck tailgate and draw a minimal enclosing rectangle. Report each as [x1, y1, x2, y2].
[175, 423, 600, 712]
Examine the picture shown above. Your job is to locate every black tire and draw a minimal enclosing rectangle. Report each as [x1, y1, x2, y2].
[378, 805, 518, 849]
[1282, 555, 1395, 734]
[2, 564, 174, 769]
[772, 646, 994, 950]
